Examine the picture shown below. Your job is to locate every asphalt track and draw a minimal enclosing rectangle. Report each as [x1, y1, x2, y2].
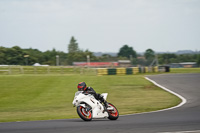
[0, 73, 200, 133]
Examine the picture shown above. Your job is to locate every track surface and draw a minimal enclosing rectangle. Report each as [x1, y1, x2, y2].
[0, 73, 200, 133]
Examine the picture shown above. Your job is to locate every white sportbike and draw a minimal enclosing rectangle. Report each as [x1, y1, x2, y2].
[72, 91, 119, 121]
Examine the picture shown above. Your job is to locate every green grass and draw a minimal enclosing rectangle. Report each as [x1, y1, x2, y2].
[170, 68, 200, 73]
[1, 67, 199, 122]
[0, 74, 181, 122]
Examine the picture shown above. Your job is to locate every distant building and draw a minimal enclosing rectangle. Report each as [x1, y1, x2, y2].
[169, 62, 197, 68]
[179, 62, 197, 68]
[73, 62, 118, 67]
[118, 60, 131, 67]
[137, 56, 145, 60]
[169, 63, 182, 68]
[33, 63, 49, 66]
[73, 60, 133, 67]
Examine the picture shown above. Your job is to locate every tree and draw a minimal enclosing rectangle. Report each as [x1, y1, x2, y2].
[67, 36, 80, 65]
[7, 46, 25, 65]
[23, 48, 45, 65]
[197, 54, 200, 67]
[67, 37, 97, 65]
[0, 47, 6, 64]
[117, 45, 137, 59]
[144, 49, 155, 59]
[158, 53, 177, 64]
[144, 49, 155, 66]
[68, 36, 79, 53]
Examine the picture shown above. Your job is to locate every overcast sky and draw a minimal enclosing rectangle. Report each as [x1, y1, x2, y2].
[0, 0, 199, 53]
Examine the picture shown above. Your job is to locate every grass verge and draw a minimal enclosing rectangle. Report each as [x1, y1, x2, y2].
[0, 74, 181, 122]
[170, 68, 200, 74]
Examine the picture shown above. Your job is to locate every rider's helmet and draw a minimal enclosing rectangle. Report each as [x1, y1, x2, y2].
[77, 82, 87, 91]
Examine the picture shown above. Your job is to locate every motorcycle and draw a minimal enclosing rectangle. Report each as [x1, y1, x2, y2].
[72, 91, 119, 121]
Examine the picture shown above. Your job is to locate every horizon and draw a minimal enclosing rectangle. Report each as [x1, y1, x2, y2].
[1, 45, 199, 54]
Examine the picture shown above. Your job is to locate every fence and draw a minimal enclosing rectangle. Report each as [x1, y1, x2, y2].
[0, 66, 169, 75]
[0, 66, 78, 75]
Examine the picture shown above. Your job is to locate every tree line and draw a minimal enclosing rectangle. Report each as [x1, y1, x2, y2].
[0, 36, 200, 66]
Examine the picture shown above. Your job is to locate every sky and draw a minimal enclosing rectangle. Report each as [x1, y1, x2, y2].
[0, 0, 200, 53]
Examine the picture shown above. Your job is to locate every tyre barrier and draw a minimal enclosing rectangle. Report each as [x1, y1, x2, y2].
[97, 66, 168, 75]
[97, 68, 108, 75]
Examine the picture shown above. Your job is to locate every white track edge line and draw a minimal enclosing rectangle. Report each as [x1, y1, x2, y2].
[159, 130, 200, 133]
[145, 77, 187, 109]
[120, 77, 187, 116]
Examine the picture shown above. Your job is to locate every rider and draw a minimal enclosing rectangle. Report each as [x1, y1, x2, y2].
[77, 82, 108, 108]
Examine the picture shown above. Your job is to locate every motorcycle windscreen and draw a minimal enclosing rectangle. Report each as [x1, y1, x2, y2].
[101, 93, 108, 100]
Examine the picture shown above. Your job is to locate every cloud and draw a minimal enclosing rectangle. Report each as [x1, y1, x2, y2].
[0, 0, 200, 52]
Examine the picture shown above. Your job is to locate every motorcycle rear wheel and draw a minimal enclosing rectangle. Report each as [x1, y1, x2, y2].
[77, 106, 92, 121]
[107, 103, 119, 120]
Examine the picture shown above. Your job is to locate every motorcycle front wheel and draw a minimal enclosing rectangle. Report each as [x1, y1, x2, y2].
[107, 103, 119, 120]
[77, 106, 92, 121]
